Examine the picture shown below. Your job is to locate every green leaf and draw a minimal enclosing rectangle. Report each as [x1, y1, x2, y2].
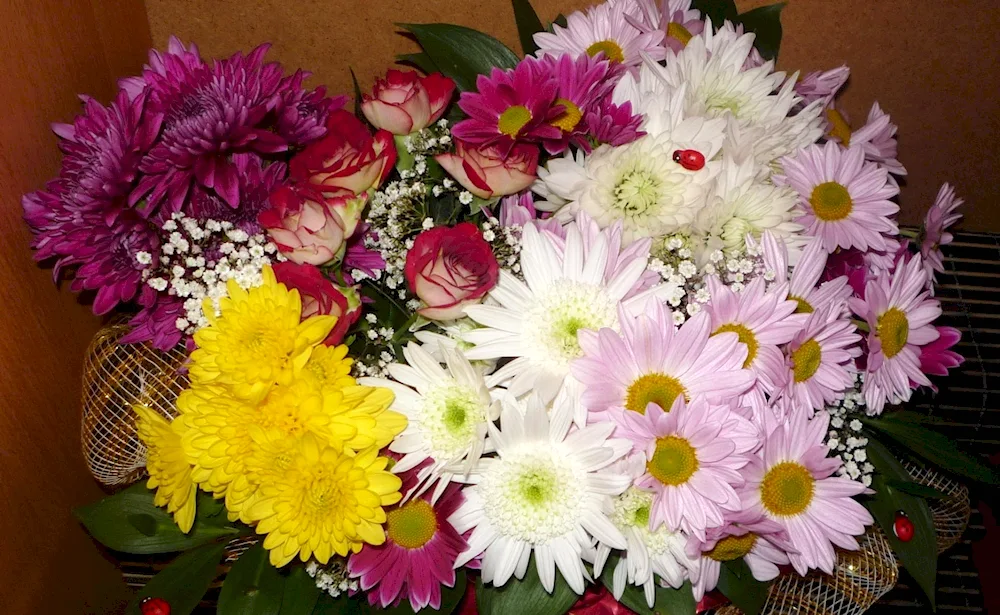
[550, 14, 567, 30]
[350, 68, 367, 121]
[597, 553, 696, 615]
[398, 23, 519, 92]
[279, 566, 320, 615]
[863, 411, 1000, 485]
[736, 3, 785, 61]
[218, 543, 286, 615]
[396, 52, 440, 75]
[716, 559, 770, 615]
[865, 438, 937, 608]
[885, 479, 950, 500]
[476, 557, 579, 615]
[127, 541, 226, 615]
[691, 0, 738, 27]
[312, 594, 364, 614]
[512, 0, 545, 56]
[74, 484, 241, 555]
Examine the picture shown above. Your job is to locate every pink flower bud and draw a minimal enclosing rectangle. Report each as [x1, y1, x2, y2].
[259, 186, 346, 266]
[435, 140, 539, 200]
[362, 70, 455, 135]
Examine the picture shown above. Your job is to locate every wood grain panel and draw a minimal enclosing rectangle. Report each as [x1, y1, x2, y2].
[144, 0, 1000, 232]
[0, 0, 150, 612]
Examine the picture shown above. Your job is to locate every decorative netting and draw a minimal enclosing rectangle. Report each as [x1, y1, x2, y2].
[80, 319, 188, 487]
[903, 460, 971, 554]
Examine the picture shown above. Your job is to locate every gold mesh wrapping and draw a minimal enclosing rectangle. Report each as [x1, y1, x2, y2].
[903, 460, 971, 554]
[81, 320, 189, 487]
[715, 527, 898, 615]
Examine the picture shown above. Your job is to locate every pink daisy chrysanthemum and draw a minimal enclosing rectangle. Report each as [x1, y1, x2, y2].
[843, 102, 906, 177]
[348, 484, 467, 611]
[533, 0, 666, 70]
[686, 508, 792, 601]
[629, 0, 705, 55]
[778, 308, 861, 416]
[537, 53, 623, 154]
[571, 303, 756, 423]
[703, 276, 807, 403]
[778, 141, 900, 253]
[850, 255, 943, 414]
[920, 326, 963, 383]
[794, 66, 850, 110]
[920, 183, 964, 286]
[742, 411, 873, 575]
[584, 98, 645, 147]
[762, 233, 852, 317]
[613, 396, 759, 539]
[451, 59, 562, 153]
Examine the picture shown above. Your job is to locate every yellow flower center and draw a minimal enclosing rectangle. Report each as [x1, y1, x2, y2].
[792, 339, 822, 383]
[706, 533, 758, 562]
[550, 97, 583, 133]
[760, 461, 814, 516]
[666, 22, 693, 46]
[306, 472, 349, 514]
[648, 436, 699, 486]
[497, 105, 533, 138]
[877, 307, 909, 359]
[713, 323, 758, 369]
[625, 373, 687, 414]
[387, 499, 438, 549]
[826, 108, 852, 146]
[789, 295, 814, 314]
[810, 181, 853, 222]
[586, 39, 626, 64]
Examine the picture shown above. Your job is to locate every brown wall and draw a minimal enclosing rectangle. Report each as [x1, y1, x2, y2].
[0, 0, 150, 612]
[144, 0, 1000, 232]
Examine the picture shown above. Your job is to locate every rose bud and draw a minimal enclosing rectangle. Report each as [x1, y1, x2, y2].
[404, 222, 499, 321]
[259, 185, 346, 266]
[435, 139, 538, 200]
[272, 262, 360, 345]
[290, 109, 396, 196]
[362, 70, 455, 135]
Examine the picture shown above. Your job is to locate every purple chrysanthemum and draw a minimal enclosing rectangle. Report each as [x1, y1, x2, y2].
[275, 70, 344, 147]
[537, 53, 623, 154]
[188, 154, 287, 232]
[585, 97, 645, 147]
[121, 295, 187, 351]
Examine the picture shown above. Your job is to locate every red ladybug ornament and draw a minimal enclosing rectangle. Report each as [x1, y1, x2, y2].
[140, 597, 171, 615]
[672, 149, 706, 171]
[893, 512, 915, 542]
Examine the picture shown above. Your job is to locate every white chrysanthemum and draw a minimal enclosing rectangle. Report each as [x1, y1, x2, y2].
[593, 486, 699, 608]
[534, 134, 719, 244]
[360, 343, 498, 501]
[463, 215, 665, 423]
[449, 392, 632, 594]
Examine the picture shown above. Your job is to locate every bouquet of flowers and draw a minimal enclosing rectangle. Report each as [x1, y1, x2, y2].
[22, 0, 996, 614]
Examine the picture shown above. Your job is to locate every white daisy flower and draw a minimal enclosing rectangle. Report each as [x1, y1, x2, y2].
[449, 392, 632, 594]
[360, 343, 499, 501]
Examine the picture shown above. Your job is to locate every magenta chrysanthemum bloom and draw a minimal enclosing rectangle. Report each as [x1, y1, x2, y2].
[612, 396, 758, 539]
[585, 98, 645, 147]
[452, 59, 562, 153]
[778, 308, 861, 415]
[778, 141, 900, 253]
[850, 254, 942, 414]
[845, 102, 906, 176]
[121, 295, 187, 351]
[572, 303, 756, 423]
[348, 484, 467, 611]
[762, 233, 852, 317]
[275, 70, 343, 147]
[188, 154, 287, 232]
[131, 42, 291, 213]
[920, 183, 964, 285]
[794, 66, 849, 109]
[742, 410, 873, 575]
[629, 0, 705, 55]
[919, 326, 963, 383]
[686, 508, 791, 601]
[537, 53, 622, 154]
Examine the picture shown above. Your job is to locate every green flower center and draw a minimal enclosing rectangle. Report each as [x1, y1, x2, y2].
[760, 461, 814, 516]
[625, 372, 687, 414]
[387, 499, 438, 549]
[421, 384, 487, 460]
[498, 105, 532, 138]
[810, 181, 853, 222]
[585, 39, 625, 63]
[517, 468, 556, 506]
[551, 97, 583, 133]
[648, 436, 699, 486]
[613, 167, 664, 215]
[877, 307, 909, 359]
[713, 323, 759, 369]
[707, 533, 758, 562]
[792, 338, 822, 383]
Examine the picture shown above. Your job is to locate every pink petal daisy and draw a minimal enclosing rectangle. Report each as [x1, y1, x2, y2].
[613, 397, 759, 539]
[348, 484, 467, 611]
[628, 0, 705, 55]
[919, 326, 963, 383]
[779, 141, 900, 253]
[452, 59, 562, 153]
[846, 102, 906, 176]
[537, 53, 623, 154]
[571, 302, 756, 423]
[585, 97, 645, 147]
[533, 0, 666, 70]
[920, 183, 963, 285]
[703, 276, 807, 401]
[850, 255, 943, 413]
[742, 411, 873, 575]
[686, 508, 792, 601]
[762, 233, 852, 317]
[778, 308, 862, 416]
[793, 66, 849, 110]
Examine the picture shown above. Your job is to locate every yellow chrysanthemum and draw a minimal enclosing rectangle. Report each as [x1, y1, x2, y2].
[325, 385, 407, 451]
[246, 434, 403, 567]
[189, 266, 337, 400]
[301, 344, 356, 391]
[226, 427, 300, 523]
[134, 405, 198, 533]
